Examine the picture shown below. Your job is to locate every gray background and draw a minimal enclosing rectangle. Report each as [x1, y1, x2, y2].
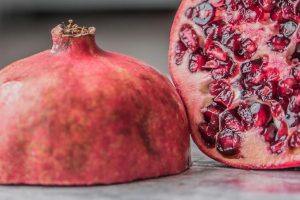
[0, 0, 179, 74]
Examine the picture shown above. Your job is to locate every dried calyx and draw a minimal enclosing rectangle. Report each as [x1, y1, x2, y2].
[61, 19, 96, 37]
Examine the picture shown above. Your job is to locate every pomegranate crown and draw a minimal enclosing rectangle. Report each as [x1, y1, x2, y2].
[61, 19, 96, 37]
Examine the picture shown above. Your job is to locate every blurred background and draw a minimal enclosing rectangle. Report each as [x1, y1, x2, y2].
[0, 0, 181, 74]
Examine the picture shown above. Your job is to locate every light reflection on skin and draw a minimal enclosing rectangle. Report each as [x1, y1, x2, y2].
[0, 81, 22, 105]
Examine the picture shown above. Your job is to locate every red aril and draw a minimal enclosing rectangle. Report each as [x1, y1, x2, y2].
[292, 42, 300, 61]
[189, 48, 207, 72]
[179, 24, 200, 52]
[289, 130, 300, 148]
[258, 0, 274, 12]
[267, 35, 291, 52]
[206, 41, 229, 61]
[270, 1, 296, 21]
[190, 2, 216, 26]
[280, 20, 298, 38]
[0, 20, 190, 185]
[217, 128, 241, 156]
[242, 0, 258, 8]
[169, 0, 300, 169]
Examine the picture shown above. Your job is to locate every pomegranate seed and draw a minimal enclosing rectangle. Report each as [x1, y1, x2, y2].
[203, 20, 226, 40]
[175, 41, 187, 65]
[289, 131, 300, 149]
[214, 89, 234, 108]
[189, 49, 207, 73]
[236, 39, 257, 60]
[193, 2, 216, 26]
[209, 0, 225, 7]
[267, 35, 290, 52]
[237, 103, 253, 129]
[274, 120, 288, 140]
[297, 2, 300, 16]
[226, 5, 244, 24]
[265, 68, 280, 82]
[270, 100, 284, 118]
[221, 111, 244, 132]
[224, 33, 242, 52]
[278, 78, 296, 97]
[270, 141, 286, 154]
[279, 20, 298, 38]
[199, 123, 218, 147]
[220, 25, 235, 42]
[270, 2, 295, 21]
[242, 0, 258, 8]
[209, 80, 231, 96]
[286, 108, 300, 128]
[287, 93, 300, 113]
[241, 87, 257, 98]
[291, 64, 300, 81]
[212, 67, 228, 80]
[206, 42, 229, 61]
[241, 59, 263, 74]
[179, 24, 199, 52]
[258, 0, 274, 12]
[203, 103, 225, 126]
[211, 60, 238, 80]
[185, 7, 194, 19]
[243, 6, 263, 23]
[292, 42, 300, 61]
[204, 60, 219, 69]
[222, 59, 237, 77]
[251, 103, 271, 127]
[279, 95, 289, 112]
[225, 0, 242, 10]
[217, 128, 241, 156]
[262, 120, 288, 154]
[287, 103, 300, 127]
[261, 124, 277, 143]
[243, 70, 265, 87]
[258, 82, 275, 101]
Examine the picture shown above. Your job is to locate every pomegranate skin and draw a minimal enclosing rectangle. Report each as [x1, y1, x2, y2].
[0, 23, 190, 185]
[169, 0, 300, 169]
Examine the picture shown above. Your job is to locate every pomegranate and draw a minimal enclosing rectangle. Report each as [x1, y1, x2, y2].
[0, 20, 190, 185]
[169, 0, 300, 169]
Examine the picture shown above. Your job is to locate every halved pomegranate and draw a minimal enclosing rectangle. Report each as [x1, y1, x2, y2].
[169, 0, 300, 169]
[0, 20, 190, 185]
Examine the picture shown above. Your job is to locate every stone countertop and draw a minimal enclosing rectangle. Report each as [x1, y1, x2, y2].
[1, 148, 299, 200]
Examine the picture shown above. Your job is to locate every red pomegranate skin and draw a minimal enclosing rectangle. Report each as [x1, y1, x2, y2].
[169, 0, 300, 169]
[0, 23, 190, 185]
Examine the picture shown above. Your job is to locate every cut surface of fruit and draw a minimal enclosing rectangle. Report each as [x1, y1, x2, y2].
[169, 0, 300, 169]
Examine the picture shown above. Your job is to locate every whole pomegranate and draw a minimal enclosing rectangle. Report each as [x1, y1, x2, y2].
[169, 0, 300, 169]
[0, 20, 190, 185]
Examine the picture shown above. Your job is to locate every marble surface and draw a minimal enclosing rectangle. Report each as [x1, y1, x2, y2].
[1, 148, 300, 200]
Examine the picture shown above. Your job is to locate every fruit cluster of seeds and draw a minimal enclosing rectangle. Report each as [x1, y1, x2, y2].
[175, 0, 300, 156]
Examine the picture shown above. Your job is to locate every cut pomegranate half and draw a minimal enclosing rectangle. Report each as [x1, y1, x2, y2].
[169, 0, 300, 169]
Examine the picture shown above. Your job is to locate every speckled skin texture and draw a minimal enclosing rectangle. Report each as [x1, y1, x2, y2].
[0, 25, 190, 185]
